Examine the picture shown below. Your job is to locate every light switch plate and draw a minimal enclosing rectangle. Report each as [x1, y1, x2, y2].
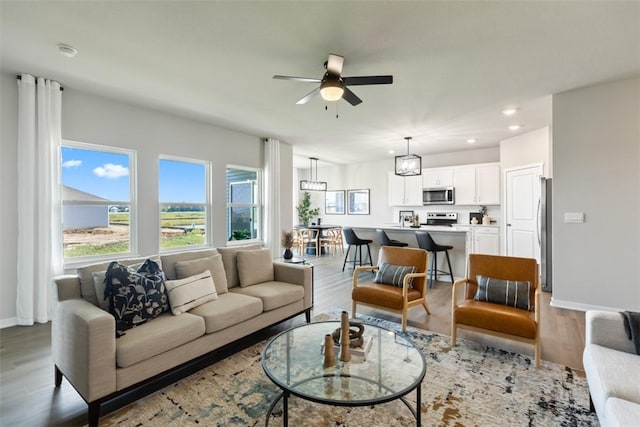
[564, 212, 585, 223]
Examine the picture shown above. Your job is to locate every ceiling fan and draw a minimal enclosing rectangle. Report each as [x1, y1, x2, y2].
[273, 54, 393, 106]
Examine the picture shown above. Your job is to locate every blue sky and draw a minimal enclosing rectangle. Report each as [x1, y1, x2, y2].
[61, 147, 205, 203]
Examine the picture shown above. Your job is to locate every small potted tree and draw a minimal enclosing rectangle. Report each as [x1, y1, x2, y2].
[296, 192, 320, 226]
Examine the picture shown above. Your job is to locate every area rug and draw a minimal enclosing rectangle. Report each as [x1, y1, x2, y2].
[94, 311, 598, 426]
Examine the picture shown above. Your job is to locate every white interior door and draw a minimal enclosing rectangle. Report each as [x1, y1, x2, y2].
[505, 164, 543, 262]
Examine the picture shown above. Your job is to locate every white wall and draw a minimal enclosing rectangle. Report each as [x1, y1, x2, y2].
[0, 71, 293, 326]
[552, 76, 640, 311]
[500, 127, 552, 178]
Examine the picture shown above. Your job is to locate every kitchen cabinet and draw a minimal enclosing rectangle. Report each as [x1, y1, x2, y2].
[388, 172, 422, 206]
[458, 225, 500, 256]
[422, 167, 454, 188]
[453, 163, 500, 205]
[472, 226, 500, 255]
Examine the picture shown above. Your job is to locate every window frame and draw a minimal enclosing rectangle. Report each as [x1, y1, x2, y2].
[226, 165, 263, 245]
[61, 140, 137, 268]
[158, 155, 211, 253]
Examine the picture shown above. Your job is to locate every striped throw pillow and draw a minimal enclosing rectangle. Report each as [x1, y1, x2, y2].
[373, 263, 417, 288]
[474, 275, 531, 311]
[165, 270, 218, 315]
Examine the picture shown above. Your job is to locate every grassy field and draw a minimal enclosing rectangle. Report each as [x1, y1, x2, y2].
[63, 212, 207, 257]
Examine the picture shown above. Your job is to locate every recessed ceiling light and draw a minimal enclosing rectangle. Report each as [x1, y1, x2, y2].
[388, 150, 395, 154]
[57, 43, 77, 58]
[502, 108, 518, 116]
[509, 124, 521, 131]
[467, 138, 476, 144]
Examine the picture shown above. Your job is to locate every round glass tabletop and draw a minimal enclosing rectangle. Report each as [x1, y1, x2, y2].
[261, 320, 426, 406]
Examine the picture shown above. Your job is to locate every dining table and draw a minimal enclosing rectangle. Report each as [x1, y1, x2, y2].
[295, 224, 341, 255]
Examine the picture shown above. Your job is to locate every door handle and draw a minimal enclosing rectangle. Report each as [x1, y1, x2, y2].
[506, 223, 512, 227]
[536, 199, 542, 245]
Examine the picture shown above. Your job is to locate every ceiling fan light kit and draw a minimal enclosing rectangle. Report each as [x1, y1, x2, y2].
[299, 157, 327, 191]
[395, 137, 422, 176]
[319, 78, 344, 101]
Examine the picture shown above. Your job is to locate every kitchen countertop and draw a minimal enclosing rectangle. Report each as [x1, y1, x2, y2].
[352, 224, 469, 233]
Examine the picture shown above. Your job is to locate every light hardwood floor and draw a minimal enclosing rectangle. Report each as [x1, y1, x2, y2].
[0, 252, 586, 426]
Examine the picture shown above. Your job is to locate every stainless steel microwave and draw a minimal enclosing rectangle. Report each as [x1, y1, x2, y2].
[423, 187, 455, 205]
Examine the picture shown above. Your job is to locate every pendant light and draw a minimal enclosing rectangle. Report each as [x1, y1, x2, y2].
[394, 137, 422, 176]
[300, 157, 327, 191]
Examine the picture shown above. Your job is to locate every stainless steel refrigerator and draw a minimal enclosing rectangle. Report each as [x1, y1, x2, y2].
[539, 177, 552, 292]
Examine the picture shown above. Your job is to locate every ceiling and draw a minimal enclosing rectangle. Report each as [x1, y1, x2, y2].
[1, 1, 638, 169]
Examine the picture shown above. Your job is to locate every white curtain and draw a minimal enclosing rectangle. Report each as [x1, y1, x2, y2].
[264, 138, 282, 256]
[16, 74, 63, 325]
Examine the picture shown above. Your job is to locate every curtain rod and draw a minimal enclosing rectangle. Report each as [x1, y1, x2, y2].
[16, 74, 64, 91]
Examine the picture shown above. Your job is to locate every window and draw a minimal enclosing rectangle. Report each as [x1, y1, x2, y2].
[226, 166, 261, 242]
[61, 142, 135, 260]
[159, 157, 208, 250]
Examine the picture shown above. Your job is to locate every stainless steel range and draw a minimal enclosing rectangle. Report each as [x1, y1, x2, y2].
[423, 212, 458, 226]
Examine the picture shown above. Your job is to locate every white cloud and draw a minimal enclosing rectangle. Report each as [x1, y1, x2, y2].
[93, 163, 129, 179]
[62, 159, 82, 168]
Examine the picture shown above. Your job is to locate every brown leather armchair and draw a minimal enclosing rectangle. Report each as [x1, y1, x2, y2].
[451, 254, 541, 367]
[352, 246, 430, 332]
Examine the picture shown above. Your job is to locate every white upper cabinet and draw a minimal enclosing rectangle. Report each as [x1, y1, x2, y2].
[422, 167, 454, 188]
[453, 163, 501, 205]
[388, 172, 423, 206]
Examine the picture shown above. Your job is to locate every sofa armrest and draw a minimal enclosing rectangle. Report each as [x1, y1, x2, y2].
[52, 299, 117, 402]
[273, 262, 313, 308]
[54, 275, 82, 301]
[585, 310, 635, 354]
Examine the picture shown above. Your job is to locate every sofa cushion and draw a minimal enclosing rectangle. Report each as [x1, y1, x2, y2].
[217, 244, 262, 288]
[230, 281, 304, 311]
[583, 344, 640, 416]
[160, 249, 219, 281]
[104, 259, 169, 337]
[188, 292, 263, 334]
[237, 248, 274, 287]
[373, 263, 416, 288]
[77, 256, 156, 306]
[604, 398, 640, 427]
[474, 275, 531, 311]
[115, 312, 205, 368]
[165, 270, 218, 315]
[174, 254, 228, 294]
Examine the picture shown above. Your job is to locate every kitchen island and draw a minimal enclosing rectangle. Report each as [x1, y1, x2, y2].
[349, 225, 470, 280]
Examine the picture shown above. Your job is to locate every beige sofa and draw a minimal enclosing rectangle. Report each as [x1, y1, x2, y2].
[583, 310, 640, 426]
[52, 245, 312, 426]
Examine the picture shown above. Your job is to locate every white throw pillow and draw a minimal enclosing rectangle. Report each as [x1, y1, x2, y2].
[165, 270, 218, 315]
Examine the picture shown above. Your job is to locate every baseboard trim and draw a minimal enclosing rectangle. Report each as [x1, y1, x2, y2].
[550, 298, 626, 313]
[0, 317, 18, 329]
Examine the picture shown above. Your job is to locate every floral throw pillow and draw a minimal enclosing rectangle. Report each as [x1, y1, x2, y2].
[104, 259, 169, 337]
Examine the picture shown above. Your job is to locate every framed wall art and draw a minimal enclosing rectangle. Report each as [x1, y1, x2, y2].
[347, 189, 370, 215]
[325, 190, 345, 215]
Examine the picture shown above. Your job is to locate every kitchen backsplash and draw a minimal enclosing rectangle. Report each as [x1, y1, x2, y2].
[391, 205, 501, 225]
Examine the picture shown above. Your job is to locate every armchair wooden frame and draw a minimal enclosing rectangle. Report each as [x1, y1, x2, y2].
[352, 246, 431, 332]
[451, 254, 541, 368]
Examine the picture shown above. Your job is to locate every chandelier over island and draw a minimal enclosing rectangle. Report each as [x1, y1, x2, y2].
[395, 136, 422, 176]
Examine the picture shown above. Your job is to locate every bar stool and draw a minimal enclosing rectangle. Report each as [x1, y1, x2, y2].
[415, 231, 454, 288]
[376, 229, 409, 247]
[342, 227, 373, 271]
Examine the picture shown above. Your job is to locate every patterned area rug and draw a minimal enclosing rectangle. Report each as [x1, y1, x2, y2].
[94, 311, 598, 426]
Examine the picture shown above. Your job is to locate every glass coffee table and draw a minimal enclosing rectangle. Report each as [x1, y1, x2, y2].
[261, 321, 425, 426]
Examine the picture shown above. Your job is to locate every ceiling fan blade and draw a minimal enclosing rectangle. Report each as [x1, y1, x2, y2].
[343, 75, 393, 86]
[326, 54, 344, 76]
[296, 87, 320, 104]
[273, 75, 321, 83]
[342, 87, 362, 106]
